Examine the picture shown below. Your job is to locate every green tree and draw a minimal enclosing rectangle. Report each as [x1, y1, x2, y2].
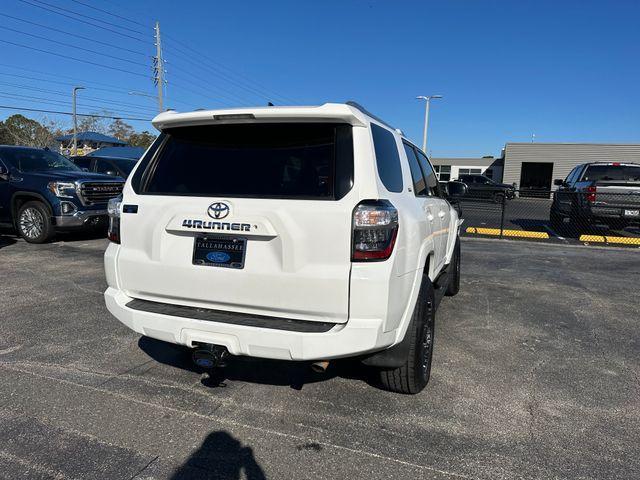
[108, 118, 134, 141]
[0, 114, 54, 147]
[128, 130, 156, 148]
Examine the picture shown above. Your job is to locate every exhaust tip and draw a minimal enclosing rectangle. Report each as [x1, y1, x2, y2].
[311, 360, 330, 373]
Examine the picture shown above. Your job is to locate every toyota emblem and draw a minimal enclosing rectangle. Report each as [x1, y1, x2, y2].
[207, 202, 230, 219]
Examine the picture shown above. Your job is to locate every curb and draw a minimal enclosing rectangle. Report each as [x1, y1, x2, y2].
[465, 227, 549, 239]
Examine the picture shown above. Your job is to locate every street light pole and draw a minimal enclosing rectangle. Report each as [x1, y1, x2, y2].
[72, 86, 85, 156]
[416, 95, 443, 153]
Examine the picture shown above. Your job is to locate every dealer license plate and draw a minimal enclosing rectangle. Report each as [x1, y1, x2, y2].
[192, 236, 246, 269]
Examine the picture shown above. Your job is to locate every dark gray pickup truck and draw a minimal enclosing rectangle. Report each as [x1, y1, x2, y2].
[550, 162, 640, 230]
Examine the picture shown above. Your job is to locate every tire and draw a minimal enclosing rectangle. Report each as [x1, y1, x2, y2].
[549, 209, 563, 231]
[16, 201, 54, 244]
[445, 238, 460, 297]
[378, 277, 435, 394]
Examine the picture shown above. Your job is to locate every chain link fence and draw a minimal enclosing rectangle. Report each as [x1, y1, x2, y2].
[457, 190, 640, 246]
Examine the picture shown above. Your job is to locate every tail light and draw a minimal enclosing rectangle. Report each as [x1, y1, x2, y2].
[585, 186, 596, 203]
[352, 200, 398, 261]
[107, 196, 121, 243]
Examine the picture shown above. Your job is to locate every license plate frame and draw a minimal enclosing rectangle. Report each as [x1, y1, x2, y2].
[192, 235, 247, 269]
[623, 209, 640, 218]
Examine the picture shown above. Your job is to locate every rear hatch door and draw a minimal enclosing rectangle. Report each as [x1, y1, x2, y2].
[117, 122, 355, 324]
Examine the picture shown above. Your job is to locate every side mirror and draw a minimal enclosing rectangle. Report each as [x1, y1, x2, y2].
[82, 167, 89, 172]
[447, 181, 468, 198]
[553, 179, 565, 186]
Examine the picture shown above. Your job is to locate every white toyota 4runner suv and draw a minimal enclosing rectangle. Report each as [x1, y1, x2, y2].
[104, 102, 463, 394]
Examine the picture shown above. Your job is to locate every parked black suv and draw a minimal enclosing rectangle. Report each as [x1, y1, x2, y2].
[70, 155, 138, 179]
[550, 162, 640, 230]
[0, 146, 124, 243]
[458, 174, 516, 202]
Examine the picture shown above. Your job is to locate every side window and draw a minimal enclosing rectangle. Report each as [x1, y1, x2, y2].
[95, 159, 117, 175]
[564, 166, 578, 185]
[403, 143, 427, 196]
[371, 123, 403, 193]
[72, 157, 92, 170]
[569, 165, 585, 184]
[415, 150, 441, 197]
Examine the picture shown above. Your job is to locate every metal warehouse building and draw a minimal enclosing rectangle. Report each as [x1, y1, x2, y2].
[502, 143, 640, 191]
[433, 143, 640, 192]
[431, 156, 503, 182]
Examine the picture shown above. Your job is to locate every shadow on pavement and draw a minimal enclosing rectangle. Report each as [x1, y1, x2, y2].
[138, 336, 374, 391]
[0, 234, 17, 249]
[55, 228, 107, 243]
[170, 431, 266, 480]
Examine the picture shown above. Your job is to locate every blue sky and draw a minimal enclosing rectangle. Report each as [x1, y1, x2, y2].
[1, 0, 639, 157]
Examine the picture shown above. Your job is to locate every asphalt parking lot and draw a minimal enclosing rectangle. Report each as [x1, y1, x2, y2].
[1, 234, 639, 479]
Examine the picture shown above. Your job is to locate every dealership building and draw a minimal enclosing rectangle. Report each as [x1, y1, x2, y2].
[432, 143, 640, 191]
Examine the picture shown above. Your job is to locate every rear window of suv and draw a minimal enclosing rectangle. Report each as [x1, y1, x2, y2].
[139, 123, 353, 200]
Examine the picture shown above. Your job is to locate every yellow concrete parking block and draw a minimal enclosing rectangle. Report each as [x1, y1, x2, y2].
[579, 235, 640, 245]
[579, 235, 606, 243]
[605, 236, 640, 245]
[466, 227, 549, 239]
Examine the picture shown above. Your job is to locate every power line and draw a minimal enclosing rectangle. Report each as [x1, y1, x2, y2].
[168, 77, 243, 107]
[0, 24, 148, 69]
[168, 68, 253, 105]
[0, 12, 148, 57]
[89, 0, 297, 104]
[0, 104, 152, 122]
[0, 67, 198, 110]
[69, 0, 149, 29]
[167, 80, 231, 108]
[163, 40, 296, 105]
[0, 64, 153, 97]
[20, 0, 149, 38]
[0, 92, 155, 118]
[0, 80, 159, 113]
[0, 39, 150, 78]
[17, 0, 148, 44]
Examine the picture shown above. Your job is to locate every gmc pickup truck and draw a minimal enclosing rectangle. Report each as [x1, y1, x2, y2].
[0, 146, 124, 243]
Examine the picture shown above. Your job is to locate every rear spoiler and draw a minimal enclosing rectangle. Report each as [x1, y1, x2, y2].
[152, 104, 368, 131]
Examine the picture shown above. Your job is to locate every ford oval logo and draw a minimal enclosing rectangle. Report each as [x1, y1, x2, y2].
[207, 202, 230, 219]
[206, 251, 231, 263]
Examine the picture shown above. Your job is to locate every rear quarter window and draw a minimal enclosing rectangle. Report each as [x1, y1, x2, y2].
[370, 123, 403, 193]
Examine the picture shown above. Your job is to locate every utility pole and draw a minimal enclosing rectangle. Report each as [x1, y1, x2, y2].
[416, 95, 443, 153]
[153, 21, 164, 113]
[72, 86, 85, 156]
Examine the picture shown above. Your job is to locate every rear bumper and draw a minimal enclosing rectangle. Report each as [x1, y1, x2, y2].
[585, 206, 640, 222]
[54, 209, 108, 228]
[104, 287, 396, 361]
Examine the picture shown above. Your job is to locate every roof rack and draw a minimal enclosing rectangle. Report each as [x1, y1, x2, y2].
[346, 101, 398, 132]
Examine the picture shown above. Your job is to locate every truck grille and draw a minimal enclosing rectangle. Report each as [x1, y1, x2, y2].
[78, 181, 124, 206]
